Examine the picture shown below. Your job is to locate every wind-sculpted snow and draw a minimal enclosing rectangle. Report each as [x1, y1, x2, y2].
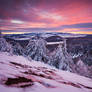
[0, 52, 92, 92]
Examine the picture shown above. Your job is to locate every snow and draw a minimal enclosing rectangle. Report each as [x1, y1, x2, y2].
[72, 53, 83, 58]
[40, 33, 86, 38]
[0, 52, 92, 92]
[14, 38, 30, 40]
[47, 41, 63, 45]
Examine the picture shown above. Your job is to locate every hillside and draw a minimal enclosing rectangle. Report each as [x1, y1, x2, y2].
[0, 52, 92, 92]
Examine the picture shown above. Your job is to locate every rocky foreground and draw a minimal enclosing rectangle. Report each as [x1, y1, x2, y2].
[0, 52, 92, 92]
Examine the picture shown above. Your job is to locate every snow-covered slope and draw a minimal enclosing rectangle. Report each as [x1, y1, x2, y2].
[0, 52, 92, 92]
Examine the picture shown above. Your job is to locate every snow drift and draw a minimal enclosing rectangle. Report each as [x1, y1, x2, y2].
[0, 52, 92, 92]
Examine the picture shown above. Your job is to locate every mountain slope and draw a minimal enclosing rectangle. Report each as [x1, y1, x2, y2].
[0, 52, 92, 92]
[1, 36, 92, 79]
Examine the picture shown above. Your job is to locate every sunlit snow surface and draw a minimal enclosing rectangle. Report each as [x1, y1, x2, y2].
[0, 52, 92, 92]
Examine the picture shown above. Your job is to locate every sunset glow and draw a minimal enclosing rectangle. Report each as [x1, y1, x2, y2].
[0, 0, 92, 34]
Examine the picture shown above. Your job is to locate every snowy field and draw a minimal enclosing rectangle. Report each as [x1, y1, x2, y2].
[0, 52, 92, 92]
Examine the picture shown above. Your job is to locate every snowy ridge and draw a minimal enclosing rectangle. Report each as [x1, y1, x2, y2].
[0, 52, 92, 92]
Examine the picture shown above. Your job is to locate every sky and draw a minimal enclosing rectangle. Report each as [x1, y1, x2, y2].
[0, 0, 92, 34]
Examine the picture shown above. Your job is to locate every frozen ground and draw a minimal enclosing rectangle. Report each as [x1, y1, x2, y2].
[0, 52, 92, 92]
